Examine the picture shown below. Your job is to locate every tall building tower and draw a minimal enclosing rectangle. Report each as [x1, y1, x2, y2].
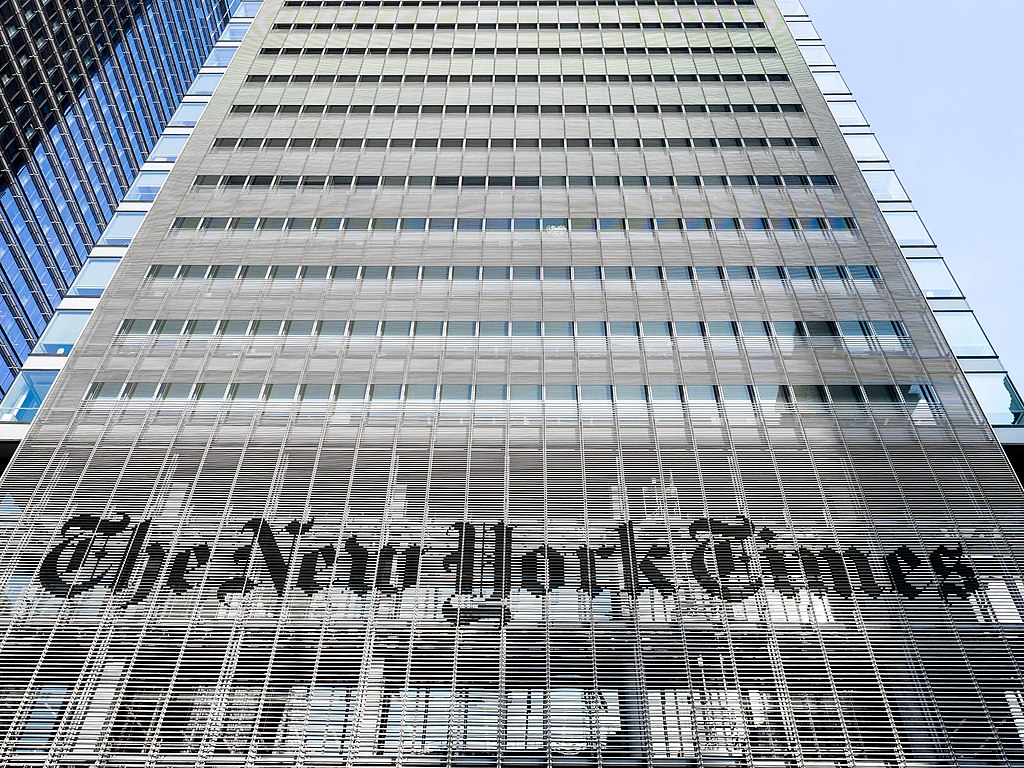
[0, 0, 233, 398]
[0, 0, 1021, 763]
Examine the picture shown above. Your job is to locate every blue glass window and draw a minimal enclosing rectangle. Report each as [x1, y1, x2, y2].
[0, 370, 58, 423]
[149, 135, 189, 162]
[124, 171, 168, 202]
[967, 373, 1024, 426]
[222, 22, 252, 41]
[204, 47, 237, 66]
[187, 73, 223, 96]
[231, 1, 264, 16]
[33, 311, 91, 355]
[168, 102, 206, 127]
[98, 212, 146, 246]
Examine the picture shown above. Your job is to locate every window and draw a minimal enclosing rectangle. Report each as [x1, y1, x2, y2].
[863, 171, 908, 201]
[828, 101, 866, 126]
[221, 21, 252, 40]
[204, 47, 237, 66]
[98, 212, 146, 246]
[67, 258, 120, 297]
[908, 259, 962, 298]
[148, 135, 189, 162]
[798, 45, 833, 66]
[33, 311, 91, 355]
[844, 134, 886, 162]
[884, 212, 933, 247]
[813, 72, 848, 94]
[935, 312, 996, 357]
[967, 373, 1024, 426]
[0, 370, 58, 423]
[168, 102, 206, 127]
[124, 171, 168, 202]
[188, 73, 223, 96]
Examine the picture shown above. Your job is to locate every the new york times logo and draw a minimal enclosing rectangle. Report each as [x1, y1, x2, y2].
[36, 514, 980, 624]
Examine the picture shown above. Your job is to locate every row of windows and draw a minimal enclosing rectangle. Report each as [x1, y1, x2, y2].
[245, 72, 792, 84]
[229, 102, 805, 116]
[283, 0, 758, 6]
[147, 262, 881, 282]
[260, 45, 779, 55]
[193, 173, 839, 190]
[86, 380, 932, 407]
[211, 135, 821, 150]
[271, 21, 768, 30]
[170, 215, 859, 233]
[119, 317, 907, 341]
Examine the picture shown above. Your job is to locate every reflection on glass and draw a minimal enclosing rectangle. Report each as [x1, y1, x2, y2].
[908, 259, 962, 298]
[829, 101, 867, 126]
[883, 211, 933, 247]
[124, 171, 168, 202]
[231, 0, 263, 15]
[787, 20, 819, 39]
[844, 134, 886, 162]
[799, 45, 833, 66]
[148, 135, 189, 162]
[187, 73, 223, 96]
[33, 311, 91, 355]
[97, 212, 146, 246]
[967, 373, 1024, 426]
[935, 312, 996, 357]
[204, 47, 236, 66]
[0, 370, 58, 422]
[222, 22, 252, 41]
[813, 72, 849, 94]
[68, 258, 120, 297]
[863, 171, 908, 201]
[168, 102, 206, 127]
[775, 0, 807, 13]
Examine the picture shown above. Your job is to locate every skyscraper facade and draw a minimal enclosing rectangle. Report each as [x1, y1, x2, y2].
[0, 0, 233, 396]
[0, 0, 1022, 763]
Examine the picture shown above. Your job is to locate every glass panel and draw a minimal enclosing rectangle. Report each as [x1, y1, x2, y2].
[828, 101, 867, 126]
[148, 135, 189, 162]
[98, 212, 146, 246]
[775, 0, 807, 14]
[33, 311, 91, 355]
[787, 20, 819, 39]
[798, 45, 833, 66]
[221, 21, 252, 41]
[204, 47, 237, 66]
[813, 72, 849, 94]
[883, 212, 933, 247]
[863, 171, 908, 201]
[844, 134, 886, 162]
[935, 312, 996, 357]
[168, 102, 206, 127]
[187, 73, 223, 96]
[67, 258, 120, 297]
[124, 171, 168, 202]
[0, 370, 58, 422]
[907, 259, 963, 298]
[967, 373, 1024, 426]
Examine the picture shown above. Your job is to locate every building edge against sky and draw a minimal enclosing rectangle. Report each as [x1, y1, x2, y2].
[1, 0, 1021, 481]
[776, 0, 1024, 465]
[0, 0, 236, 398]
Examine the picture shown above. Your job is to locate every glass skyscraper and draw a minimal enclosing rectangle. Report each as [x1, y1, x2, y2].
[0, 0, 1022, 763]
[0, 0, 233, 397]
